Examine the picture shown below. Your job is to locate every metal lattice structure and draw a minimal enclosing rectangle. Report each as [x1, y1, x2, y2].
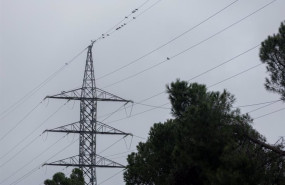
[43, 44, 132, 185]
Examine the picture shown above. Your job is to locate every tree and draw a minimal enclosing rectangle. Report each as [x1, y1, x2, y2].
[124, 80, 285, 185]
[260, 21, 285, 100]
[44, 168, 84, 185]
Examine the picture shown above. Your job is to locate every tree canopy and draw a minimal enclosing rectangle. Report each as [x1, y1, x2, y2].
[124, 80, 285, 185]
[260, 21, 285, 100]
[44, 168, 84, 185]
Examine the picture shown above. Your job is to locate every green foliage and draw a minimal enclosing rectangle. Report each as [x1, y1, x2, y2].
[124, 80, 285, 185]
[44, 168, 84, 185]
[260, 21, 285, 100]
[69, 168, 84, 185]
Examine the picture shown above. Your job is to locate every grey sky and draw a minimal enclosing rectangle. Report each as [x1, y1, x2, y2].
[1, 0, 285, 184]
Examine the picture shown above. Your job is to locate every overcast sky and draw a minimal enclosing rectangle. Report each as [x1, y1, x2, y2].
[1, 0, 285, 184]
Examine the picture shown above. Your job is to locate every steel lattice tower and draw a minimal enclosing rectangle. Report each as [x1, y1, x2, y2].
[43, 44, 132, 185]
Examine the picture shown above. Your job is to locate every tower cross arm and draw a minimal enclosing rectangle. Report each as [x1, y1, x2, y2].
[95, 88, 133, 103]
[43, 155, 126, 168]
[45, 88, 133, 103]
[43, 121, 132, 136]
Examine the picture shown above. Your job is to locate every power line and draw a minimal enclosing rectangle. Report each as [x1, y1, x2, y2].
[0, 100, 43, 143]
[98, 44, 259, 121]
[8, 137, 78, 185]
[0, 101, 69, 164]
[234, 99, 281, 108]
[91, 0, 162, 45]
[127, 45, 259, 109]
[103, 0, 151, 35]
[97, 169, 125, 185]
[104, 149, 137, 158]
[187, 45, 260, 82]
[107, 63, 263, 125]
[134, 102, 171, 110]
[109, 155, 129, 160]
[104, 0, 163, 36]
[0, 101, 70, 160]
[107, 102, 169, 125]
[9, 166, 41, 185]
[106, 0, 163, 37]
[96, 0, 240, 80]
[254, 107, 285, 120]
[98, 101, 169, 122]
[171, 0, 277, 58]
[0, 48, 87, 121]
[0, 134, 41, 168]
[101, 104, 128, 122]
[10, 138, 79, 185]
[136, 0, 152, 9]
[36, 167, 69, 185]
[134, 0, 163, 19]
[247, 100, 281, 113]
[98, 136, 127, 155]
[133, 134, 147, 140]
[0, 134, 68, 184]
[45, 138, 79, 164]
[102, 0, 276, 88]
[208, 63, 262, 88]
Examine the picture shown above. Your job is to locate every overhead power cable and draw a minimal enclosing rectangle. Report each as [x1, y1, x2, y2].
[109, 155, 129, 160]
[102, 0, 276, 89]
[9, 165, 41, 185]
[98, 44, 259, 120]
[234, 99, 281, 108]
[246, 100, 282, 113]
[104, 0, 163, 38]
[97, 0, 240, 80]
[91, 0, 162, 44]
[0, 101, 69, 163]
[97, 169, 125, 185]
[98, 101, 168, 122]
[44, 138, 79, 164]
[107, 63, 264, 125]
[132, 134, 147, 140]
[36, 167, 69, 185]
[134, 102, 171, 110]
[0, 134, 68, 185]
[101, 104, 128, 122]
[0, 48, 87, 121]
[107, 63, 282, 125]
[254, 107, 285, 120]
[103, 0, 151, 34]
[107, 0, 161, 34]
[208, 63, 262, 88]
[104, 149, 137, 158]
[107, 102, 169, 125]
[133, 0, 163, 19]
[10, 138, 79, 185]
[0, 100, 43, 143]
[0, 134, 41, 168]
[98, 136, 127, 155]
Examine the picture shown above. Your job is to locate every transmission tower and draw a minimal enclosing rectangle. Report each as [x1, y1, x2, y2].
[43, 44, 133, 185]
